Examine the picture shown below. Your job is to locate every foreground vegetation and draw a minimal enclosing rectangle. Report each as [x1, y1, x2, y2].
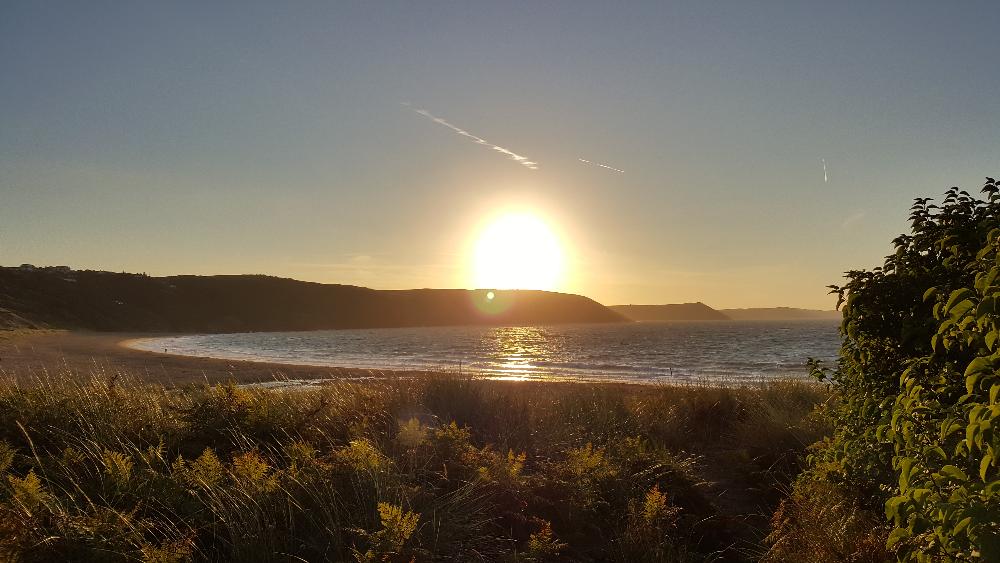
[0, 370, 827, 562]
[769, 179, 1000, 562]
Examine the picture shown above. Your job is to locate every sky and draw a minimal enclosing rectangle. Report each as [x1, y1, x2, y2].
[2, 1, 999, 309]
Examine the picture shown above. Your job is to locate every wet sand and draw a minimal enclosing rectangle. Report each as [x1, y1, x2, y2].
[0, 330, 444, 386]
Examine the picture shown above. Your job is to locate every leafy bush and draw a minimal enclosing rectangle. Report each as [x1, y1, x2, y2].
[351, 502, 421, 562]
[769, 179, 1000, 562]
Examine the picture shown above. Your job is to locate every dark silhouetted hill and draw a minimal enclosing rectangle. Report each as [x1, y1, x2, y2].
[0, 266, 626, 332]
[720, 307, 841, 321]
[610, 303, 730, 321]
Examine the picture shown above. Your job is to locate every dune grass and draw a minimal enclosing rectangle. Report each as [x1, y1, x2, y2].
[0, 368, 828, 562]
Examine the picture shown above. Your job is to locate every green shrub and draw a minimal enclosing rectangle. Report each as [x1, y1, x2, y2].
[351, 502, 421, 563]
[524, 521, 567, 562]
[770, 179, 1000, 562]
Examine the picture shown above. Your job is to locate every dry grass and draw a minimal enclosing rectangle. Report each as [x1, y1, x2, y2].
[0, 366, 828, 562]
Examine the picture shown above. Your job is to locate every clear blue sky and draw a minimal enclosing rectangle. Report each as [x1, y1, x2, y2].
[2, 1, 999, 308]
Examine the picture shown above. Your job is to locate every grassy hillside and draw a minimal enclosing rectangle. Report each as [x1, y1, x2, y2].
[0, 267, 625, 332]
[0, 370, 827, 562]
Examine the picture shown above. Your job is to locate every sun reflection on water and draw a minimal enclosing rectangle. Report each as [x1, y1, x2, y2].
[129, 321, 842, 384]
[482, 326, 554, 380]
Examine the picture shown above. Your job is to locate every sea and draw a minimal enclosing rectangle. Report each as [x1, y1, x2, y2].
[127, 320, 841, 384]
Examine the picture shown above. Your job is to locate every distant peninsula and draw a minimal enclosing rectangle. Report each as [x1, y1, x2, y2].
[0, 265, 626, 332]
[720, 307, 841, 321]
[609, 303, 728, 321]
[611, 303, 840, 321]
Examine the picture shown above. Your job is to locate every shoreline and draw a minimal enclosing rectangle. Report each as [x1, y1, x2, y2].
[0, 330, 452, 386]
[0, 329, 820, 388]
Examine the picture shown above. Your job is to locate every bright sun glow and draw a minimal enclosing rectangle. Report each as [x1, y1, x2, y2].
[472, 212, 564, 291]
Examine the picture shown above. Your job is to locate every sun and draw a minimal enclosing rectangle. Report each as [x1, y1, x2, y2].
[471, 212, 564, 291]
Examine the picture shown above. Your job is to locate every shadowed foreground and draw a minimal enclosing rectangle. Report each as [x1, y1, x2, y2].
[0, 369, 827, 562]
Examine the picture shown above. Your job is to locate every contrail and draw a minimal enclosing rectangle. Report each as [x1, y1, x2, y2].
[578, 158, 624, 174]
[404, 103, 538, 170]
[822, 158, 828, 183]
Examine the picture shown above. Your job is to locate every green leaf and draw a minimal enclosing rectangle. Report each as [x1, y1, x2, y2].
[978, 296, 997, 318]
[885, 496, 904, 519]
[965, 357, 992, 377]
[971, 405, 987, 424]
[923, 287, 939, 302]
[941, 420, 964, 440]
[946, 288, 975, 312]
[948, 486, 970, 503]
[911, 488, 932, 503]
[953, 516, 972, 536]
[899, 458, 916, 490]
[985, 267, 1000, 289]
[982, 453, 993, 481]
[939, 465, 967, 481]
[967, 423, 980, 448]
[923, 446, 947, 460]
[887, 527, 911, 548]
[951, 299, 975, 319]
[968, 373, 983, 395]
[932, 334, 944, 353]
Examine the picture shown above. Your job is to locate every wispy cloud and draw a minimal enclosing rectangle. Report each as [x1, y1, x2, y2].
[821, 158, 829, 183]
[841, 209, 866, 229]
[403, 103, 538, 170]
[578, 158, 624, 174]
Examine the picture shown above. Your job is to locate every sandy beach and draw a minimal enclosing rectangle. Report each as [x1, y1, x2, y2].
[0, 330, 440, 385]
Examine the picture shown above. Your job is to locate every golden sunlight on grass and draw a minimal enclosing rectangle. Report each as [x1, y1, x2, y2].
[471, 212, 564, 291]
